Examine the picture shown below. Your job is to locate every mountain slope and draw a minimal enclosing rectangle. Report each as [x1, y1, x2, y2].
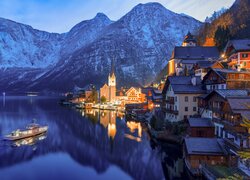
[198, 0, 250, 46]
[0, 3, 202, 92]
[0, 18, 63, 68]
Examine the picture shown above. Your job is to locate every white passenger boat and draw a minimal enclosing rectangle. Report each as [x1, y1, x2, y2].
[4, 123, 48, 141]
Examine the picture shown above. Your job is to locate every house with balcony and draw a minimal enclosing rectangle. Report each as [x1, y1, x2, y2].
[224, 39, 250, 71]
[197, 89, 250, 149]
[202, 68, 250, 91]
[162, 76, 205, 122]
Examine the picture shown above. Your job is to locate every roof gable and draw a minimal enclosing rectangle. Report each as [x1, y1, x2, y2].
[225, 39, 250, 52]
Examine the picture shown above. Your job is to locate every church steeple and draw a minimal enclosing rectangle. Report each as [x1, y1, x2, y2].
[182, 31, 197, 47]
[110, 57, 115, 76]
[108, 58, 116, 87]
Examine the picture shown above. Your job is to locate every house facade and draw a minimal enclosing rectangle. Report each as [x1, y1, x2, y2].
[202, 68, 250, 91]
[198, 90, 250, 149]
[224, 39, 250, 71]
[162, 76, 205, 122]
[187, 117, 215, 138]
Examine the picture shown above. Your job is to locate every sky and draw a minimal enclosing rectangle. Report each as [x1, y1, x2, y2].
[0, 0, 235, 33]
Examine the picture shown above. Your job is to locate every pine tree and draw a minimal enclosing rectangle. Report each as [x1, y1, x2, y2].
[214, 26, 231, 52]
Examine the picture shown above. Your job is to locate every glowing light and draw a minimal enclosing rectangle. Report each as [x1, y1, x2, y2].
[108, 123, 117, 139]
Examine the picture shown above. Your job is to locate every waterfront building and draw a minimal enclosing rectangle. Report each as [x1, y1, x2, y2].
[197, 89, 250, 149]
[184, 137, 238, 176]
[187, 117, 214, 138]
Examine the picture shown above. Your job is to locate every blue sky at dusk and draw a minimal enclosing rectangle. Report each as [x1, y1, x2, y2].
[0, 0, 235, 33]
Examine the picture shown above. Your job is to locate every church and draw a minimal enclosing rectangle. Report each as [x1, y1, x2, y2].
[100, 60, 116, 103]
[167, 31, 220, 76]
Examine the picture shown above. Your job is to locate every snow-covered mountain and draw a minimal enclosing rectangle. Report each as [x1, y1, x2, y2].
[0, 18, 63, 68]
[0, 2, 202, 92]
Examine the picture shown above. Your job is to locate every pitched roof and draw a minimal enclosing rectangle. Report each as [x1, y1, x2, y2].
[188, 118, 214, 127]
[204, 68, 250, 82]
[185, 138, 225, 155]
[215, 89, 249, 98]
[197, 60, 223, 69]
[168, 76, 202, 85]
[164, 76, 205, 94]
[227, 97, 250, 110]
[171, 46, 219, 60]
[171, 84, 205, 94]
[225, 39, 250, 52]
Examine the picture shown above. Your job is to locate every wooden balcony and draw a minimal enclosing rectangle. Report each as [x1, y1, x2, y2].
[165, 108, 179, 115]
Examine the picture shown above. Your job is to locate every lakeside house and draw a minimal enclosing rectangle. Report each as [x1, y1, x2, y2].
[187, 117, 214, 138]
[184, 137, 238, 176]
[198, 90, 250, 149]
[162, 76, 205, 122]
[224, 39, 250, 71]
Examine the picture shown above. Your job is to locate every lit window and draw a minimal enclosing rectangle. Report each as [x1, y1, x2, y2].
[242, 54, 248, 58]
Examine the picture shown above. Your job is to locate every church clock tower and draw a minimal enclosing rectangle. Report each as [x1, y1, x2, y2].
[108, 58, 116, 102]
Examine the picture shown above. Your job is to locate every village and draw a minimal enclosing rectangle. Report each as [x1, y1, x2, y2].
[60, 32, 250, 179]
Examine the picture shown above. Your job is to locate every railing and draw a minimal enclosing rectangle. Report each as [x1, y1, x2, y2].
[165, 108, 179, 115]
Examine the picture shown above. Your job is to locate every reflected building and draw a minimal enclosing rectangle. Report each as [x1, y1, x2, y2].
[100, 111, 117, 139]
[126, 121, 142, 138]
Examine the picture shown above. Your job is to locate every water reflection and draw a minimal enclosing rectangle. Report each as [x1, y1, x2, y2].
[12, 133, 47, 147]
[0, 97, 164, 180]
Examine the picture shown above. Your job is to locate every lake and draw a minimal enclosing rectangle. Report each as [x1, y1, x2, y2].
[0, 96, 170, 180]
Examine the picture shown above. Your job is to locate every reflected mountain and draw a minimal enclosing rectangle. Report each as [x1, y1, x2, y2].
[0, 97, 164, 180]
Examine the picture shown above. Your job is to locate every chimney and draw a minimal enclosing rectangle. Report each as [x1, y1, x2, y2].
[191, 76, 197, 86]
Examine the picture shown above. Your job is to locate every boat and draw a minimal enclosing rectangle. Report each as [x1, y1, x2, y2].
[4, 123, 48, 141]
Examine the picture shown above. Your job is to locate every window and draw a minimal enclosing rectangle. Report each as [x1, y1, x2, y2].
[185, 107, 188, 111]
[193, 97, 196, 102]
[175, 96, 177, 102]
[243, 62, 247, 67]
[193, 107, 197, 111]
[239, 74, 244, 79]
[242, 53, 248, 58]
[185, 96, 188, 102]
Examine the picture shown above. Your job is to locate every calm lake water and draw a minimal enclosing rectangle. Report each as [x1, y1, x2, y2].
[0, 96, 188, 180]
